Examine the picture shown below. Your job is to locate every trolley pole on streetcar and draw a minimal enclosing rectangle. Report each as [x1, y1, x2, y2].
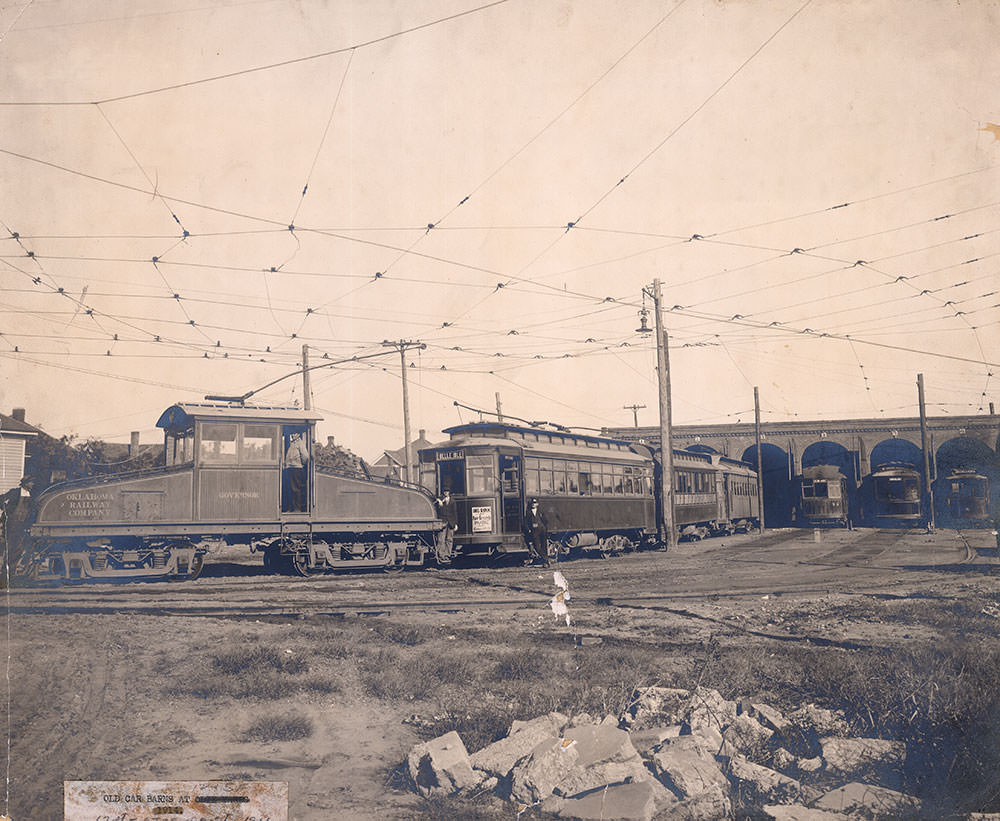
[649, 279, 677, 548]
[382, 340, 426, 484]
[917, 373, 935, 531]
[754, 386, 765, 532]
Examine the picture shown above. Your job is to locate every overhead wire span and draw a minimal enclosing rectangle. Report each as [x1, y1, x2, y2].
[1, 0, 512, 106]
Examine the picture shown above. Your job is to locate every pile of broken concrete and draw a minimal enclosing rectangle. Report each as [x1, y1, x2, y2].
[406, 684, 925, 819]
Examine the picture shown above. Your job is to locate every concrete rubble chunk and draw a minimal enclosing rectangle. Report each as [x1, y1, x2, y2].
[797, 756, 823, 773]
[623, 686, 691, 729]
[788, 704, 850, 737]
[686, 686, 738, 738]
[666, 783, 733, 821]
[720, 713, 774, 758]
[813, 781, 922, 817]
[509, 711, 568, 737]
[510, 723, 661, 805]
[752, 702, 792, 735]
[630, 724, 683, 754]
[727, 754, 804, 805]
[471, 714, 570, 779]
[542, 780, 661, 821]
[407, 730, 482, 797]
[820, 736, 906, 777]
[762, 804, 851, 820]
[770, 747, 797, 773]
[650, 735, 729, 801]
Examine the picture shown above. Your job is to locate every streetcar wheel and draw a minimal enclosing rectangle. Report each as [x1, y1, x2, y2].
[186, 554, 204, 581]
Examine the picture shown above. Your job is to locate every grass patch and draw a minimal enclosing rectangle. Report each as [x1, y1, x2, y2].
[239, 713, 314, 742]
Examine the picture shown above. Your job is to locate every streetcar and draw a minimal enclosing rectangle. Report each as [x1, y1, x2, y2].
[795, 464, 850, 527]
[940, 468, 991, 527]
[418, 421, 758, 559]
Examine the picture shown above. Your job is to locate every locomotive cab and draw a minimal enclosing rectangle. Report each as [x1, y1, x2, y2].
[157, 403, 323, 520]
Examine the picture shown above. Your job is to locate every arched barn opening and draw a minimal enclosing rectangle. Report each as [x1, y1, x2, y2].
[933, 436, 999, 527]
[741, 443, 793, 526]
[870, 439, 923, 471]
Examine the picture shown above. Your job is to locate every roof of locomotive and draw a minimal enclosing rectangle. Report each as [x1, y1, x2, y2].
[157, 402, 323, 429]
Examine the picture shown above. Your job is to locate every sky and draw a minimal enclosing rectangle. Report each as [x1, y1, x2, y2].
[1, 0, 998, 462]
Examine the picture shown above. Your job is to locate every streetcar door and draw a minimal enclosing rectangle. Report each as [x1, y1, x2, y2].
[500, 454, 522, 533]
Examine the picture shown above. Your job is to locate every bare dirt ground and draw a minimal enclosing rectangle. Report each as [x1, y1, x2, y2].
[4, 526, 999, 820]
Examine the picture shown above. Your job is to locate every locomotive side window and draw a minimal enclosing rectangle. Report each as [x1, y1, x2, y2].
[438, 458, 466, 495]
[165, 428, 194, 466]
[200, 423, 238, 464]
[242, 424, 279, 463]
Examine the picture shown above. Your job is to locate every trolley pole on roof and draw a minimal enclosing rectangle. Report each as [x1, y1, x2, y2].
[754, 387, 765, 532]
[650, 279, 677, 548]
[917, 373, 935, 531]
[382, 340, 426, 484]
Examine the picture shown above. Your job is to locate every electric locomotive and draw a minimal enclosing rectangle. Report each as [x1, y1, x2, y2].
[18, 402, 443, 583]
[417, 422, 758, 559]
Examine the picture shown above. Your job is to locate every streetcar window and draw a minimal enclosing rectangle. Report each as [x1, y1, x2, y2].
[500, 455, 520, 494]
[554, 466, 567, 494]
[438, 459, 466, 495]
[242, 424, 279, 463]
[467, 454, 496, 494]
[827, 482, 841, 499]
[578, 471, 592, 495]
[567, 470, 579, 494]
[601, 469, 613, 495]
[613, 464, 624, 495]
[814, 483, 829, 498]
[199, 423, 238, 464]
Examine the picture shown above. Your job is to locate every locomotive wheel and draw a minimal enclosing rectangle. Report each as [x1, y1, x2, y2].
[290, 551, 316, 577]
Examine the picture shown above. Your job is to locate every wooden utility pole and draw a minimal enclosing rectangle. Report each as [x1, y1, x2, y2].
[651, 279, 676, 548]
[301, 344, 312, 410]
[381, 340, 426, 483]
[496, 392, 504, 422]
[623, 403, 646, 428]
[917, 373, 935, 531]
[753, 386, 765, 532]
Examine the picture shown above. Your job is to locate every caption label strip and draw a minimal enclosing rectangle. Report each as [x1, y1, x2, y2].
[64, 780, 287, 820]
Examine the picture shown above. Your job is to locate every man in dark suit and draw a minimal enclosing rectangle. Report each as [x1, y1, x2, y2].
[524, 498, 549, 567]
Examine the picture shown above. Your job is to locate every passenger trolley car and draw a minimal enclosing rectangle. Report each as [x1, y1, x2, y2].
[795, 465, 850, 527]
[869, 463, 923, 526]
[20, 402, 442, 582]
[941, 468, 991, 527]
[418, 422, 758, 559]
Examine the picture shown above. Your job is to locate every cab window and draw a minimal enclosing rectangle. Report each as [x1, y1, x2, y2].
[199, 423, 238, 464]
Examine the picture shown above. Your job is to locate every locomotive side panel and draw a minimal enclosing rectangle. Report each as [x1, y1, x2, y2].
[34, 468, 194, 530]
[312, 470, 438, 524]
[198, 468, 278, 521]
